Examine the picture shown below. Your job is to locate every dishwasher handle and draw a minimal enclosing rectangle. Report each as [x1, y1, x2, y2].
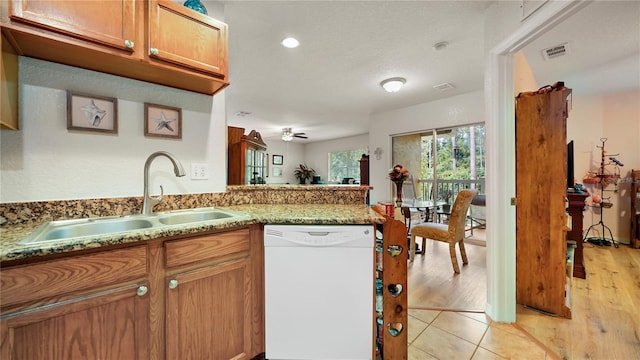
[307, 231, 330, 236]
[264, 226, 372, 248]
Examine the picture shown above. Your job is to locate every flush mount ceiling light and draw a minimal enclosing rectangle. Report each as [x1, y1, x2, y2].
[282, 128, 294, 141]
[380, 77, 406, 93]
[281, 37, 300, 48]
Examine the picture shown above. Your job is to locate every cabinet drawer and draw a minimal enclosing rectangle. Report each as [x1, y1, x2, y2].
[1, 246, 147, 308]
[165, 228, 250, 268]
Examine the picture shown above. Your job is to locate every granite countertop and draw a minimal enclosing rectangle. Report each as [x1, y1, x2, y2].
[0, 204, 385, 262]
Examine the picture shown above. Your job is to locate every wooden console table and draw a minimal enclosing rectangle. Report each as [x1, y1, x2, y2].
[568, 192, 589, 279]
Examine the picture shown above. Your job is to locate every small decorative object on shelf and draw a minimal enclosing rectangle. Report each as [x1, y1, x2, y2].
[183, 0, 208, 15]
[389, 164, 409, 206]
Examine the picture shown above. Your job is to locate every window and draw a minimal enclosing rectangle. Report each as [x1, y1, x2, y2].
[328, 149, 367, 183]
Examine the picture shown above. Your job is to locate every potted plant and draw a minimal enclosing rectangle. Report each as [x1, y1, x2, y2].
[294, 163, 316, 184]
[438, 188, 453, 213]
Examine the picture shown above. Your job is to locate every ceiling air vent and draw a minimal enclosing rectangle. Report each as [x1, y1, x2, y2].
[433, 82, 454, 91]
[542, 42, 569, 60]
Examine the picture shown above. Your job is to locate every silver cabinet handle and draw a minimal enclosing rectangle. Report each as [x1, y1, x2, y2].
[124, 40, 134, 49]
[136, 285, 148, 296]
[150, 48, 159, 56]
[168, 279, 178, 289]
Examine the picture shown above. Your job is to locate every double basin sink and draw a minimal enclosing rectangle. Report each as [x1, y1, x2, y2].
[20, 208, 247, 245]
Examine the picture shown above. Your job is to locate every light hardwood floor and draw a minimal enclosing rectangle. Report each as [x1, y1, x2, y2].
[407, 232, 640, 359]
[408, 233, 487, 311]
[517, 243, 640, 359]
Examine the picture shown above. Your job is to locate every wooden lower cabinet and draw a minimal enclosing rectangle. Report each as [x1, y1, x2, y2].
[1, 284, 150, 359]
[0, 245, 150, 359]
[166, 258, 252, 359]
[0, 225, 264, 360]
[164, 227, 258, 359]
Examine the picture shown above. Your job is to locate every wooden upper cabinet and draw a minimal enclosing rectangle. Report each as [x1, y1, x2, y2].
[0, 0, 229, 94]
[8, 0, 138, 53]
[149, 0, 227, 78]
[1, 33, 19, 130]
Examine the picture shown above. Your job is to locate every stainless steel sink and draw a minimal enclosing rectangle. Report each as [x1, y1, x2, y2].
[156, 208, 238, 225]
[20, 217, 154, 245]
[19, 208, 246, 245]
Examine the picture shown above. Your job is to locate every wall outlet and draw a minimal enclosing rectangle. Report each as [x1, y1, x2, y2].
[191, 163, 209, 180]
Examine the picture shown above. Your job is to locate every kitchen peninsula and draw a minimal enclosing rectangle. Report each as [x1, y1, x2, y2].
[0, 185, 376, 260]
[0, 185, 384, 360]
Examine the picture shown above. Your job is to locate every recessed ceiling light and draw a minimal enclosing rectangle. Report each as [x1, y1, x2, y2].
[281, 37, 300, 48]
[380, 77, 406, 93]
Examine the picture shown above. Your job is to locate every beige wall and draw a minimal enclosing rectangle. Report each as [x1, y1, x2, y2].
[514, 47, 639, 243]
[0, 57, 227, 203]
[569, 90, 640, 243]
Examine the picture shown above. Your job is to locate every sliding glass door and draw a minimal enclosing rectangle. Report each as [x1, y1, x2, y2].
[392, 123, 485, 206]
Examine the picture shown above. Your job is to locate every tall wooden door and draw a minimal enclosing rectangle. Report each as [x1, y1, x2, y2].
[515, 86, 572, 318]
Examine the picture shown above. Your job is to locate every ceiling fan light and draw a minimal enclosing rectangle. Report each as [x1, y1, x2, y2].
[381, 77, 406, 93]
[282, 128, 293, 141]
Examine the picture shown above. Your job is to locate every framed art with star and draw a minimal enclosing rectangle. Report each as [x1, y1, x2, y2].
[67, 91, 118, 134]
[144, 103, 182, 139]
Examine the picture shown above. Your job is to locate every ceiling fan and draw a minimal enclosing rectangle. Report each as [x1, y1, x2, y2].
[282, 128, 308, 141]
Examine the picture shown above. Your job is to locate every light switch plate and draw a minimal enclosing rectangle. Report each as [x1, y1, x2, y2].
[191, 163, 209, 180]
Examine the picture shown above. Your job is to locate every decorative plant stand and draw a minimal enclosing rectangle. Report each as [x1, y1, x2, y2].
[583, 138, 623, 248]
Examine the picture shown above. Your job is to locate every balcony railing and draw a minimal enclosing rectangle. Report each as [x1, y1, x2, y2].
[417, 178, 485, 203]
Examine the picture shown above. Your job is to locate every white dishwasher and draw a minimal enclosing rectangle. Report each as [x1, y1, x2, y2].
[264, 224, 374, 360]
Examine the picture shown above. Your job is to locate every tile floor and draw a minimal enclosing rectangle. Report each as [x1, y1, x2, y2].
[408, 309, 555, 359]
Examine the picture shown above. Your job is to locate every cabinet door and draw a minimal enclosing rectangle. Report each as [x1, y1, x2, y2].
[1, 284, 150, 360]
[8, 0, 137, 52]
[148, 0, 228, 78]
[244, 148, 267, 184]
[166, 258, 252, 360]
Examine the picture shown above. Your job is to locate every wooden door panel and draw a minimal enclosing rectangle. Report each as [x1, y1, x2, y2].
[149, 0, 227, 77]
[166, 258, 251, 360]
[9, 0, 136, 51]
[515, 88, 571, 317]
[1, 284, 149, 359]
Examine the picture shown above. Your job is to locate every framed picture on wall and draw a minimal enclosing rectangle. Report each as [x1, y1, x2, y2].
[272, 167, 283, 177]
[273, 154, 283, 165]
[67, 91, 118, 133]
[144, 103, 182, 139]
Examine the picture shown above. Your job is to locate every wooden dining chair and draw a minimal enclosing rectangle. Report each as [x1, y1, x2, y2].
[409, 189, 478, 273]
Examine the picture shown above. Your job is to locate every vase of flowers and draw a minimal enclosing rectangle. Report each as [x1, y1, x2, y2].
[389, 164, 409, 206]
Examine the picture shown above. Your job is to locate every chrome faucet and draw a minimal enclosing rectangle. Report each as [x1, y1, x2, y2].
[142, 151, 186, 215]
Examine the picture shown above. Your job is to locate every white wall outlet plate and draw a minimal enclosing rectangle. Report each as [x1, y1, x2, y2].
[191, 163, 209, 180]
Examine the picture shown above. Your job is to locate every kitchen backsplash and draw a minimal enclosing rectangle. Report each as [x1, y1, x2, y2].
[0, 185, 370, 225]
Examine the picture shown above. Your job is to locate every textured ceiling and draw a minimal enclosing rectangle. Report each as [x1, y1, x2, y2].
[223, 1, 639, 143]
